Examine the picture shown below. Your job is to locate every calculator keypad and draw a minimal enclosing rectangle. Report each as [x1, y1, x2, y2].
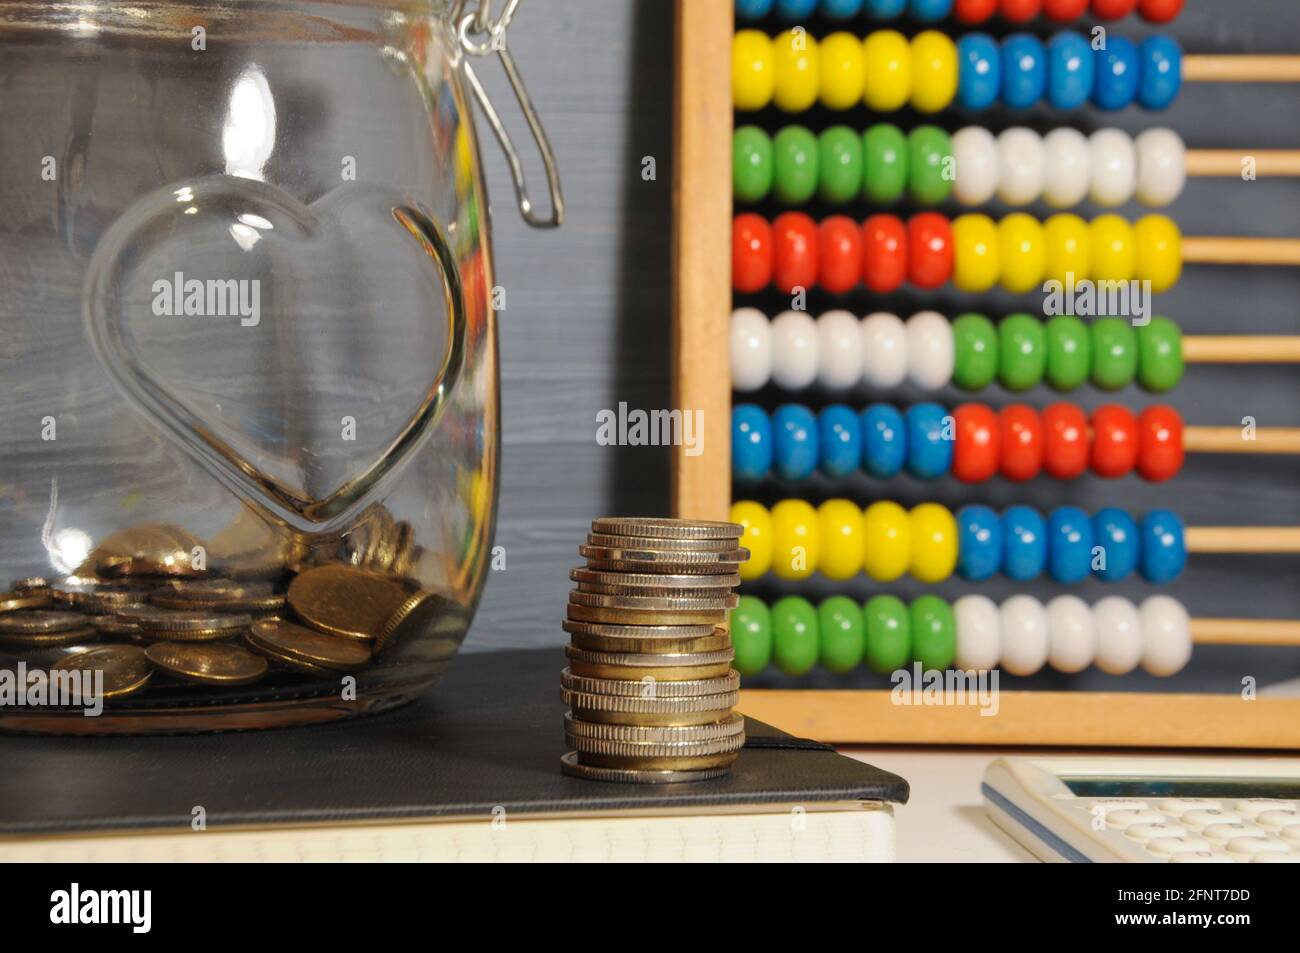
[1078, 797, 1300, 862]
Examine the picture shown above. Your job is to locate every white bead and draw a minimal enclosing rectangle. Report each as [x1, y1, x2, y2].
[859, 312, 907, 389]
[954, 594, 1000, 671]
[1088, 128, 1136, 207]
[768, 310, 818, 391]
[1140, 595, 1192, 677]
[1041, 127, 1090, 209]
[816, 310, 862, 390]
[1135, 127, 1187, 207]
[951, 126, 999, 207]
[1000, 595, 1048, 676]
[904, 310, 953, 391]
[730, 307, 771, 392]
[1093, 596, 1142, 675]
[1046, 594, 1095, 673]
[996, 127, 1045, 206]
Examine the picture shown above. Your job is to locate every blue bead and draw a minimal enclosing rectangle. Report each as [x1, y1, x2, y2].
[772, 404, 818, 481]
[864, 0, 908, 18]
[957, 34, 1001, 111]
[1093, 507, 1139, 581]
[735, 0, 775, 19]
[1002, 505, 1047, 580]
[1001, 34, 1046, 109]
[818, 404, 861, 479]
[775, 0, 818, 19]
[1140, 509, 1187, 583]
[1046, 31, 1095, 111]
[904, 402, 953, 480]
[1047, 506, 1094, 584]
[820, 0, 864, 19]
[860, 403, 907, 478]
[1093, 35, 1139, 111]
[1138, 35, 1182, 110]
[732, 404, 772, 483]
[957, 505, 1002, 581]
[908, 0, 953, 22]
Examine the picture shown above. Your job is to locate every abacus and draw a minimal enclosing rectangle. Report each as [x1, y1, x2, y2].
[671, 0, 1300, 747]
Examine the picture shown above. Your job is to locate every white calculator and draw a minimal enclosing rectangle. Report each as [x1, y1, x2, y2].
[983, 756, 1300, 863]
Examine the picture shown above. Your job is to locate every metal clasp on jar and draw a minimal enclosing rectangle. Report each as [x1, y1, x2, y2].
[455, 0, 565, 228]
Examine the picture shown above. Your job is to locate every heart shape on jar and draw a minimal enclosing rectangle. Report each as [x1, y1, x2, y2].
[84, 175, 465, 532]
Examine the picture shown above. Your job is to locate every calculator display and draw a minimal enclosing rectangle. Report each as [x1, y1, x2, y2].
[1061, 776, 1300, 799]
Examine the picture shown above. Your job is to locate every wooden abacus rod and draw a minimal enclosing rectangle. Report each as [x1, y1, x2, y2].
[1183, 427, 1300, 454]
[1182, 237, 1300, 267]
[1184, 150, 1300, 177]
[1191, 618, 1300, 647]
[1186, 526, 1300, 554]
[1183, 336, 1300, 363]
[1183, 55, 1300, 84]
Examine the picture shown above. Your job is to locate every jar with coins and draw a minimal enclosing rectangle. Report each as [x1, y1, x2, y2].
[0, 0, 562, 732]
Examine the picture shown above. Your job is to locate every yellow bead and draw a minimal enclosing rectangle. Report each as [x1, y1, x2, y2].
[909, 30, 958, 114]
[816, 499, 863, 580]
[770, 498, 819, 580]
[1088, 214, 1136, 283]
[772, 29, 819, 113]
[861, 501, 911, 582]
[1043, 213, 1091, 286]
[908, 502, 957, 583]
[862, 30, 911, 112]
[733, 30, 775, 111]
[731, 500, 771, 581]
[1134, 213, 1183, 293]
[951, 214, 1000, 293]
[997, 213, 1047, 294]
[819, 32, 866, 110]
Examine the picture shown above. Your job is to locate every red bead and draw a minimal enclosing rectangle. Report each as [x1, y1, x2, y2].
[999, 404, 1043, 482]
[1090, 0, 1138, 18]
[1090, 404, 1139, 478]
[1137, 405, 1184, 482]
[952, 404, 1000, 483]
[1042, 402, 1090, 479]
[1042, 0, 1089, 19]
[862, 215, 907, 293]
[1000, 0, 1042, 22]
[818, 215, 862, 294]
[953, 0, 998, 22]
[906, 212, 953, 290]
[732, 214, 772, 293]
[1137, 0, 1183, 22]
[771, 212, 818, 294]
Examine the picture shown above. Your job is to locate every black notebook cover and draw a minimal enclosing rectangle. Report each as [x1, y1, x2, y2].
[0, 648, 908, 836]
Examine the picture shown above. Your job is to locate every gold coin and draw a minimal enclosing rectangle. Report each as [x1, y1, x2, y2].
[287, 565, 408, 641]
[564, 711, 743, 744]
[148, 580, 285, 614]
[248, 617, 371, 671]
[0, 590, 53, 613]
[93, 615, 144, 639]
[571, 568, 739, 589]
[586, 533, 743, 553]
[0, 625, 99, 648]
[562, 688, 738, 726]
[564, 732, 744, 772]
[567, 590, 738, 611]
[53, 645, 153, 699]
[10, 576, 49, 592]
[144, 641, 268, 686]
[579, 544, 748, 564]
[49, 582, 146, 614]
[564, 645, 735, 681]
[574, 580, 739, 600]
[560, 666, 739, 697]
[562, 620, 718, 639]
[0, 610, 88, 635]
[590, 518, 743, 541]
[82, 522, 202, 579]
[559, 750, 731, 783]
[118, 606, 251, 635]
[582, 557, 744, 576]
[373, 588, 447, 654]
[566, 603, 727, 627]
[567, 624, 731, 656]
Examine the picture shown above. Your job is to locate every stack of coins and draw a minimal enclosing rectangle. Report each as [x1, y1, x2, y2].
[560, 517, 749, 784]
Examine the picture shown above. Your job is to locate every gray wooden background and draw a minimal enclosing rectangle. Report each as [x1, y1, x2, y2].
[469, 0, 1300, 691]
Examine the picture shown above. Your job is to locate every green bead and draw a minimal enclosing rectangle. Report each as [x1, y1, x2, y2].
[817, 596, 865, 674]
[998, 313, 1047, 392]
[732, 126, 773, 204]
[771, 595, 819, 676]
[1090, 317, 1138, 391]
[909, 596, 955, 671]
[818, 125, 863, 205]
[906, 125, 953, 206]
[731, 595, 773, 676]
[952, 313, 998, 391]
[1136, 316, 1184, 394]
[862, 123, 907, 205]
[772, 126, 818, 206]
[864, 595, 910, 674]
[1044, 315, 1091, 392]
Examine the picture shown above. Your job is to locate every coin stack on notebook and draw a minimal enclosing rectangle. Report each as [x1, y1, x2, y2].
[560, 517, 749, 783]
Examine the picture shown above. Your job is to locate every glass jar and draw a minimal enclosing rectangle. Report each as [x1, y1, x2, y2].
[0, 0, 561, 732]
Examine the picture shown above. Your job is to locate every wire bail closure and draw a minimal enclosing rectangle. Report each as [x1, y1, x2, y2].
[456, 0, 564, 228]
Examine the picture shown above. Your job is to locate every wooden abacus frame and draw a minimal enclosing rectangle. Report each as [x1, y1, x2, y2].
[668, 0, 1300, 749]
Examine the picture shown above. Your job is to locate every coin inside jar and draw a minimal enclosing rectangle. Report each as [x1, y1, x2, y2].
[0, 590, 54, 613]
[53, 645, 153, 699]
[144, 641, 268, 686]
[287, 565, 409, 641]
[0, 610, 89, 634]
[248, 617, 372, 671]
[117, 606, 251, 640]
